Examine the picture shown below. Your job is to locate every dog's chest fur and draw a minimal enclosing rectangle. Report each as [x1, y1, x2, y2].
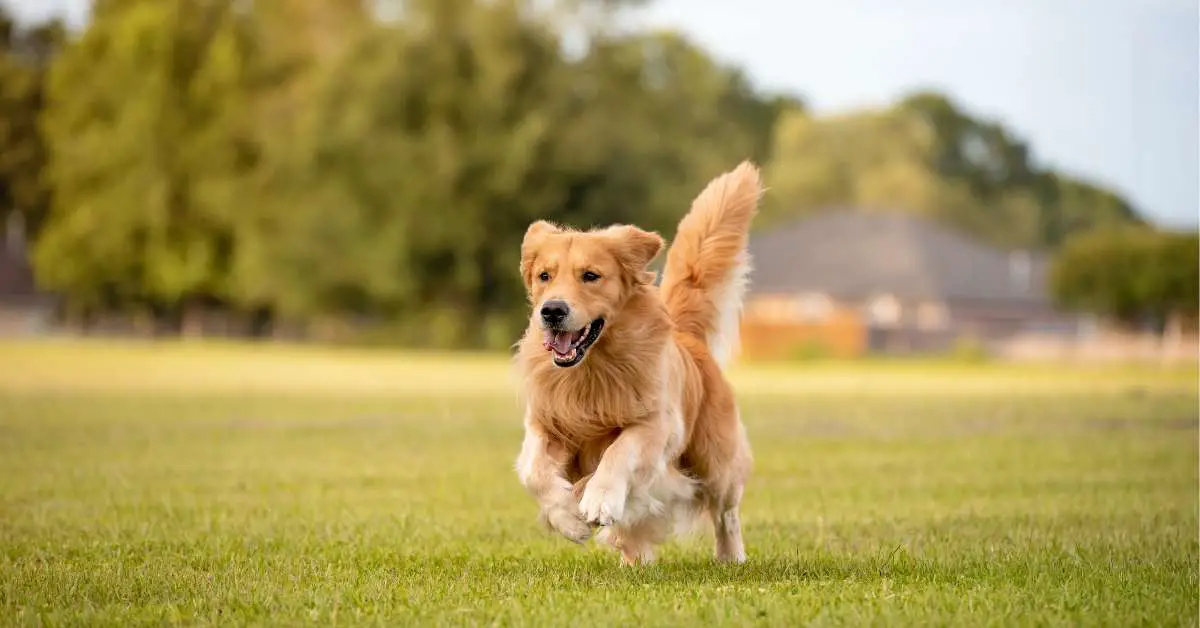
[526, 356, 662, 446]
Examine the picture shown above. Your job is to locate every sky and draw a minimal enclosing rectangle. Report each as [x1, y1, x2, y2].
[9, 0, 1199, 229]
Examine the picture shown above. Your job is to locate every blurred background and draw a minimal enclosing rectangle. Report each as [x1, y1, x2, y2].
[0, 0, 1196, 363]
[1, 3, 1197, 624]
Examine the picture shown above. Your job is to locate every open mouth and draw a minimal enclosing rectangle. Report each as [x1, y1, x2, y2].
[542, 319, 605, 367]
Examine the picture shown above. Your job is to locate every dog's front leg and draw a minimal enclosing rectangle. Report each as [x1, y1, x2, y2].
[578, 422, 669, 527]
[515, 420, 592, 544]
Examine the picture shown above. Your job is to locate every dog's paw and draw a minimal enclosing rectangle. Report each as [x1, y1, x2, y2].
[578, 481, 626, 527]
[542, 505, 592, 544]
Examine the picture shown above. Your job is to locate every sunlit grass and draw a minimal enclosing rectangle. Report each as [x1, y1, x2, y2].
[0, 340, 1196, 626]
[1, 338, 1195, 397]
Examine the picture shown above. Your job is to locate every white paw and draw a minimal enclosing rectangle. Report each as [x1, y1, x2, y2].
[541, 505, 592, 544]
[717, 548, 747, 564]
[578, 481, 627, 527]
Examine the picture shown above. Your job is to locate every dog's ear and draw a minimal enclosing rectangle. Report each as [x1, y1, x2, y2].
[520, 220, 561, 288]
[606, 225, 664, 285]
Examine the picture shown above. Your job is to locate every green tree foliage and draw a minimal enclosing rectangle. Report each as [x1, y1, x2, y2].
[32, 0, 780, 346]
[34, 0, 257, 318]
[289, 10, 761, 346]
[0, 6, 64, 238]
[1050, 226, 1199, 330]
[719, 69, 805, 166]
[765, 91, 1143, 250]
[239, 0, 580, 345]
[25, 0, 1151, 348]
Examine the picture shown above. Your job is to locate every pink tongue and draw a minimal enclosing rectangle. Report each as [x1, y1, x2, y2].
[543, 329, 577, 354]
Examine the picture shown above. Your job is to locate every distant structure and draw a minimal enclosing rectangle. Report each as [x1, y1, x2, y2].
[737, 211, 1087, 360]
[0, 213, 56, 337]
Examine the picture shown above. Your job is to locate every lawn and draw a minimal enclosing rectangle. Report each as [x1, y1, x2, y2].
[1, 340, 1197, 626]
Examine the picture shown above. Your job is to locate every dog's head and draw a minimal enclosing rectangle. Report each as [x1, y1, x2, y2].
[519, 220, 663, 368]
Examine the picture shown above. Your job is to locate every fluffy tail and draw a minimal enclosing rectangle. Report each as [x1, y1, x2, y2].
[660, 160, 764, 367]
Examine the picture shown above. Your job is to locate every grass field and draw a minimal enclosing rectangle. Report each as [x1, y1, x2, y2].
[1, 340, 1197, 626]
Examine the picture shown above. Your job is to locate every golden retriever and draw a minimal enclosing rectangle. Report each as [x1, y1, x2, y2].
[513, 161, 763, 565]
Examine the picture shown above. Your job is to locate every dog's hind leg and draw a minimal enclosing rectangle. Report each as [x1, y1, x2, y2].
[709, 483, 746, 564]
[696, 410, 751, 564]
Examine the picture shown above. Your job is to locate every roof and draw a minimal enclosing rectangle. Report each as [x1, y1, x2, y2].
[745, 210, 1051, 305]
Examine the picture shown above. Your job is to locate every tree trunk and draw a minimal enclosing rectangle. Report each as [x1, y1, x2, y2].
[181, 298, 204, 338]
[1159, 311, 1181, 366]
[248, 308, 273, 339]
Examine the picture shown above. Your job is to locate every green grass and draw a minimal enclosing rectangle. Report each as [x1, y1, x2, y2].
[1, 340, 1197, 626]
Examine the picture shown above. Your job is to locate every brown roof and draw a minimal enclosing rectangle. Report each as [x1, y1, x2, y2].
[746, 211, 1051, 305]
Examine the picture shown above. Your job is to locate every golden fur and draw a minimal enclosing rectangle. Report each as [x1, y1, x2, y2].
[513, 161, 763, 565]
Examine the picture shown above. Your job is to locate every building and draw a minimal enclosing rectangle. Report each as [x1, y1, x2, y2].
[737, 211, 1085, 360]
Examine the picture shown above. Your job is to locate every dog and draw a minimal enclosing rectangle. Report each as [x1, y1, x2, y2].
[513, 160, 762, 565]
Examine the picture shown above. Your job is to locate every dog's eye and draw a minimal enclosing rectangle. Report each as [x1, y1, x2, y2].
[581, 271, 600, 283]
[537, 272, 550, 282]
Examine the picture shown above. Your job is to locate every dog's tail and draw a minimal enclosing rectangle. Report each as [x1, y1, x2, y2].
[660, 160, 764, 368]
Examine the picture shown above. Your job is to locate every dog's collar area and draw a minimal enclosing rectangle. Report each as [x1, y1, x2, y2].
[543, 318, 605, 367]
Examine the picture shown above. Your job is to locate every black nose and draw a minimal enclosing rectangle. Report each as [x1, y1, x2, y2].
[540, 300, 569, 325]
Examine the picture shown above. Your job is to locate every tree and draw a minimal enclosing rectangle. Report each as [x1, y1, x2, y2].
[230, 0, 578, 346]
[764, 91, 1144, 250]
[34, 0, 257, 324]
[0, 7, 65, 240]
[237, 2, 767, 348]
[1050, 226, 1199, 334]
[718, 69, 805, 166]
[28, 0, 796, 346]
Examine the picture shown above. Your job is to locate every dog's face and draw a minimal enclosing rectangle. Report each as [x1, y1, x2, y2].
[520, 220, 663, 368]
